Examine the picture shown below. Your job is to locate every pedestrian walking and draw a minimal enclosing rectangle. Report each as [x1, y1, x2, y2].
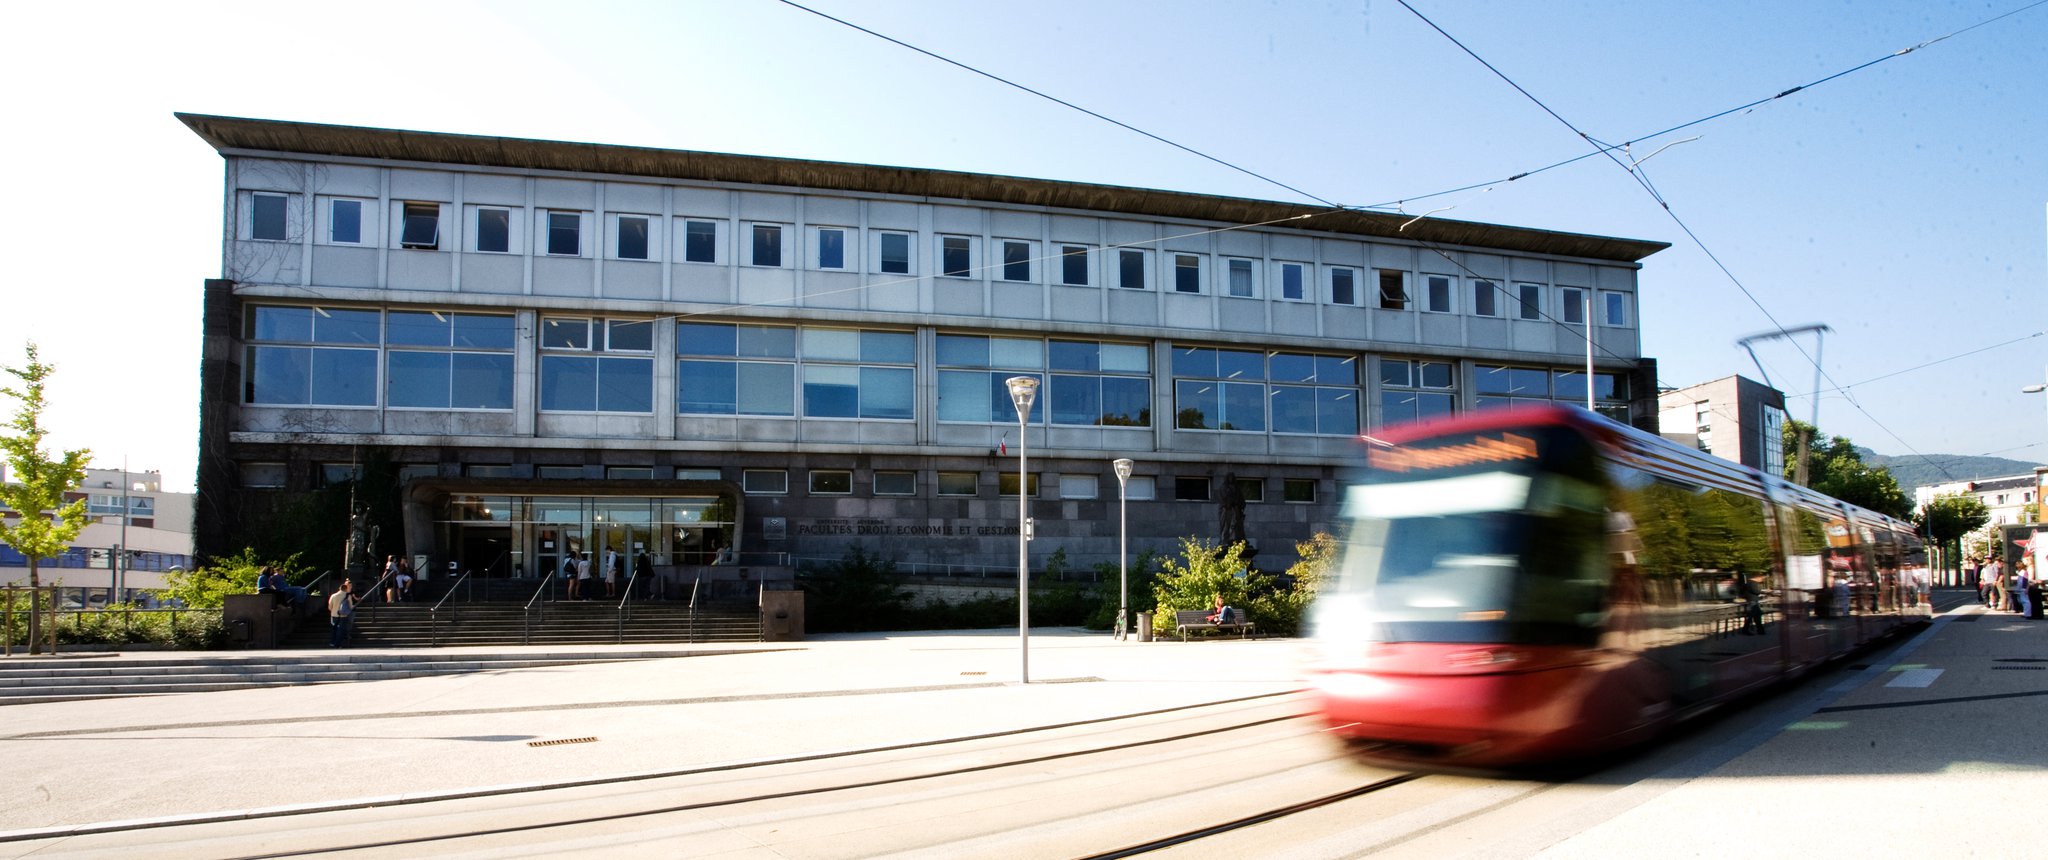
[576, 553, 593, 599]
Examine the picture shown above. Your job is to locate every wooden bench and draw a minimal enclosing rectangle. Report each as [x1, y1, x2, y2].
[1172, 609, 1256, 641]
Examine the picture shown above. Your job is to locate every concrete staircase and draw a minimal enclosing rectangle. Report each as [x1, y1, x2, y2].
[0, 651, 700, 706]
[326, 600, 763, 648]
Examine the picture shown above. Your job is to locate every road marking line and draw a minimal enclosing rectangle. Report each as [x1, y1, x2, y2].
[1886, 668, 1942, 688]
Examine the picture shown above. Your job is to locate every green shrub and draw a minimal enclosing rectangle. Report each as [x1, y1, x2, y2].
[1151, 535, 1333, 637]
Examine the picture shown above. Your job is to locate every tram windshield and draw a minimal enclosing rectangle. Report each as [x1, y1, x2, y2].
[1325, 424, 1610, 645]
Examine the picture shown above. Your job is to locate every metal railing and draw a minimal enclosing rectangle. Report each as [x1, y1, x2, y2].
[2, 584, 59, 655]
[428, 568, 474, 647]
[521, 571, 557, 646]
[614, 569, 641, 644]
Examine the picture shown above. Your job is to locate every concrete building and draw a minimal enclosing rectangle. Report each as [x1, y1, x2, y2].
[1914, 469, 2045, 550]
[1, 467, 194, 601]
[183, 114, 1667, 586]
[1657, 375, 1787, 473]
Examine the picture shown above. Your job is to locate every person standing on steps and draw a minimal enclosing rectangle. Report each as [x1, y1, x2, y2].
[328, 578, 357, 647]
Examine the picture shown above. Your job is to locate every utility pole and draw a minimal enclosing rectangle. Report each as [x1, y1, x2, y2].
[1737, 324, 1831, 486]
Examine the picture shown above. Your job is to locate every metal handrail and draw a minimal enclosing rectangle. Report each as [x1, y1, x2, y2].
[428, 568, 473, 647]
[522, 571, 557, 646]
[614, 569, 641, 644]
[356, 569, 395, 619]
[688, 574, 702, 611]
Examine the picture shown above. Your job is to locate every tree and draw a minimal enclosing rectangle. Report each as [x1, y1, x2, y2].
[0, 344, 92, 654]
[1916, 493, 1990, 579]
[1781, 420, 1911, 518]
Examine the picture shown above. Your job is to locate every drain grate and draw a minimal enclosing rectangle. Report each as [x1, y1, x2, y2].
[528, 736, 599, 747]
[1991, 666, 2047, 671]
[960, 671, 986, 676]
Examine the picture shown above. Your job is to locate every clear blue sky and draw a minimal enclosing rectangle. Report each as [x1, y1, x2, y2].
[4, 0, 2042, 493]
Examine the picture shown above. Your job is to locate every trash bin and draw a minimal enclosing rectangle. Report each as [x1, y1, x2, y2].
[1137, 612, 1153, 642]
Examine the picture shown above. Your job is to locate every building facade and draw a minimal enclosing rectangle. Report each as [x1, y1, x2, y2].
[1656, 375, 1788, 473]
[185, 114, 1667, 584]
[1, 467, 194, 602]
[1914, 469, 2046, 550]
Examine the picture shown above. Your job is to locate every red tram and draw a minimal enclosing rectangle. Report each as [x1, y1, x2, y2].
[1306, 404, 1929, 769]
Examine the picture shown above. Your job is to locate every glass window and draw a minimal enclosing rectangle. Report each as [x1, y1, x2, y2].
[400, 202, 439, 250]
[240, 462, 287, 489]
[1561, 287, 1585, 324]
[743, 469, 788, 494]
[541, 317, 591, 350]
[251, 193, 288, 241]
[1119, 249, 1147, 289]
[1331, 267, 1357, 305]
[1279, 262, 1306, 301]
[1603, 291, 1629, 326]
[329, 199, 362, 244]
[1425, 275, 1453, 313]
[1515, 284, 1542, 320]
[1059, 473, 1098, 499]
[810, 470, 852, 494]
[1174, 476, 1211, 502]
[1236, 477, 1265, 503]
[1378, 358, 1457, 427]
[1173, 254, 1201, 293]
[1472, 279, 1499, 317]
[1125, 475, 1156, 501]
[1284, 478, 1316, 503]
[751, 224, 783, 267]
[476, 207, 511, 253]
[817, 227, 848, 270]
[607, 319, 653, 352]
[616, 215, 651, 260]
[998, 472, 1040, 498]
[875, 471, 916, 495]
[683, 220, 718, 263]
[878, 231, 911, 274]
[1226, 258, 1255, 297]
[1061, 246, 1089, 285]
[1002, 240, 1031, 281]
[937, 472, 978, 496]
[1377, 270, 1406, 309]
[941, 236, 972, 277]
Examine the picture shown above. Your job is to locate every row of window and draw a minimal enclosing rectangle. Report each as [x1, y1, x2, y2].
[242, 192, 1629, 319]
[241, 306, 1629, 429]
[248, 458, 1320, 505]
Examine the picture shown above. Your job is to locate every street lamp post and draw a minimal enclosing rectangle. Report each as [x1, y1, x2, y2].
[1006, 376, 1039, 684]
[1112, 458, 1134, 641]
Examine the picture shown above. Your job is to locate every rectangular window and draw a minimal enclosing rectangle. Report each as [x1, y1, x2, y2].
[1278, 262, 1306, 301]
[677, 322, 798, 417]
[1517, 283, 1543, 320]
[683, 220, 719, 263]
[743, 469, 788, 495]
[1603, 291, 1629, 326]
[1174, 476, 1211, 502]
[1377, 270, 1406, 309]
[1226, 259, 1255, 297]
[874, 471, 916, 495]
[475, 207, 511, 253]
[676, 468, 721, 481]
[1472, 279, 1499, 317]
[606, 466, 654, 480]
[241, 462, 287, 489]
[750, 224, 783, 267]
[816, 227, 848, 270]
[1561, 287, 1585, 324]
[1118, 249, 1147, 289]
[1330, 267, 1357, 305]
[385, 311, 516, 410]
[1173, 254, 1202, 293]
[540, 316, 653, 413]
[400, 202, 440, 250]
[1283, 478, 1316, 503]
[1236, 477, 1265, 503]
[941, 236, 972, 277]
[937, 471, 978, 496]
[251, 192, 288, 241]
[809, 470, 852, 495]
[1125, 475, 1156, 500]
[998, 472, 1040, 498]
[1061, 246, 1089, 285]
[546, 212, 581, 256]
[1377, 358, 1457, 426]
[1058, 473, 1098, 499]
[616, 215, 651, 260]
[1001, 240, 1032, 281]
[328, 199, 362, 245]
[1425, 275, 1453, 313]
[877, 232, 912, 274]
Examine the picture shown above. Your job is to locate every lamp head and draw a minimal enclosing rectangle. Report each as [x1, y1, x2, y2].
[1113, 458, 1134, 483]
[1005, 376, 1039, 413]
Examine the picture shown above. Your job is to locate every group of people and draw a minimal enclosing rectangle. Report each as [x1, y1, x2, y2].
[254, 566, 309, 611]
[561, 550, 626, 600]
[1977, 554, 2040, 618]
[381, 556, 415, 603]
